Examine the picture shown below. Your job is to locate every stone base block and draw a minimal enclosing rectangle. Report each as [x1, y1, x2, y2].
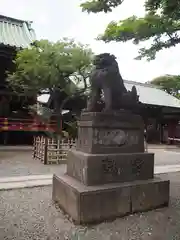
[76, 111, 145, 154]
[52, 174, 169, 224]
[67, 150, 154, 185]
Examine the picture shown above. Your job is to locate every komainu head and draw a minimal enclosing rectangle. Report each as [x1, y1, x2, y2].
[93, 53, 117, 68]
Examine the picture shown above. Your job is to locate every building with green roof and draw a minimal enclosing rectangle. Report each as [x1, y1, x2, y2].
[0, 15, 36, 145]
[38, 79, 180, 144]
[0, 14, 180, 145]
[0, 14, 36, 81]
[0, 14, 35, 50]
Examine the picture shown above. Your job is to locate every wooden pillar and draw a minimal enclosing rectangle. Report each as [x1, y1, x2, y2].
[3, 118, 8, 145]
[168, 121, 177, 144]
[157, 107, 163, 144]
[44, 137, 48, 165]
[3, 132, 8, 145]
[159, 124, 163, 144]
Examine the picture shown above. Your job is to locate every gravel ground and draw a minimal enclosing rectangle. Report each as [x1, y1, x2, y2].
[0, 172, 180, 240]
[0, 151, 66, 178]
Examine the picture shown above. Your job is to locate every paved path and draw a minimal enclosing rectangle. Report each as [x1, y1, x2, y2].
[0, 145, 32, 151]
[149, 148, 180, 166]
[1, 148, 180, 178]
[0, 147, 180, 190]
[0, 151, 66, 178]
[1, 163, 180, 190]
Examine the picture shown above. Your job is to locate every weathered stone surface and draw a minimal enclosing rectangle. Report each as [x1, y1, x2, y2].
[79, 111, 143, 127]
[52, 175, 80, 221]
[131, 178, 169, 212]
[52, 174, 169, 224]
[76, 112, 144, 154]
[52, 109, 170, 224]
[67, 150, 154, 185]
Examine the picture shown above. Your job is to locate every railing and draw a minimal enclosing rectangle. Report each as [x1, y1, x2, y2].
[0, 117, 59, 132]
[33, 136, 76, 164]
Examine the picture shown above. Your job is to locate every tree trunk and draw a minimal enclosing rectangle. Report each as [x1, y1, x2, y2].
[53, 90, 62, 139]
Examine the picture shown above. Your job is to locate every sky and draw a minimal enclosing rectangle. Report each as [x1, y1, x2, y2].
[1, 0, 180, 83]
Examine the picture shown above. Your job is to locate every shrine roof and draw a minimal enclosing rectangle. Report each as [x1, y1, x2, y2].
[0, 15, 36, 48]
[124, 80, 180, 109]
[38, 80, 180, 110]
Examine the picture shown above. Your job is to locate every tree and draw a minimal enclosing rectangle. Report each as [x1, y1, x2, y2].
[81, 0, 180, 60]
[150, 74, 180, 98]
[8, 39, 93, 136]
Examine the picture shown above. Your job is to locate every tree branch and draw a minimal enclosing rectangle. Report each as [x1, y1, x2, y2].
[59, 86, 89, 113]
[136, 36, 180, 60]
[81, 0, 125, 13]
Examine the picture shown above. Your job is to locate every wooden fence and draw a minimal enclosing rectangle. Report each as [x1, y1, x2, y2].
[33, 136, 76, 164]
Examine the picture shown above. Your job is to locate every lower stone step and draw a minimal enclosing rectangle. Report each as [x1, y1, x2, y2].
[0, 179, 52, 190]
[0, 175, 52, 190]
[52, 174, 169, 224]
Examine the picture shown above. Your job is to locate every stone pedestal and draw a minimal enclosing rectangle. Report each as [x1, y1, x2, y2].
[52, 111, 170, 224]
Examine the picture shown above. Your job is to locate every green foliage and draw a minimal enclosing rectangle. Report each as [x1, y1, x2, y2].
[144, 0, 180, 18]
[81, 0, 124, 13]
[150, 74, 180, 98]
[8, 39, 93, 96]
[65, 121, 78, 138]
[8, 38, 93, 138]
[81, 0, 180, 60]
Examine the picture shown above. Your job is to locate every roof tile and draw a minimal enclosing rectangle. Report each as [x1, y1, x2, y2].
[0, 15, 36, 48]
[124, 80, 180, 109]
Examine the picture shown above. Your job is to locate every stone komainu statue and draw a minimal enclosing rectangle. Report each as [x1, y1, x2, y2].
[86, 53, 139, 112]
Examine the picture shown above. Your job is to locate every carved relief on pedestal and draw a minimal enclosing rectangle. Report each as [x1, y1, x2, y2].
[93, 129, 139, 147]
[102, 157, 120, 176]
[132, 158, 144, 176]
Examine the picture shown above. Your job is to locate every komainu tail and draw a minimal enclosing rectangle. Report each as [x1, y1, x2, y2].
[131, 86, 139, 102]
